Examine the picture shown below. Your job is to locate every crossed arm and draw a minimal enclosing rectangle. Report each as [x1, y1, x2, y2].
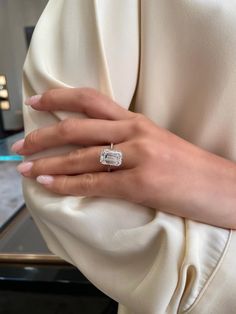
[12, 87, 236, 229]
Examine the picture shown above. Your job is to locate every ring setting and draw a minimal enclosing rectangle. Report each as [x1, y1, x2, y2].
[100, 143, 123, 169]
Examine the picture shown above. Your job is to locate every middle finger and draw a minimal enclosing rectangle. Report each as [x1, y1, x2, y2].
[15, 118, 131, 156]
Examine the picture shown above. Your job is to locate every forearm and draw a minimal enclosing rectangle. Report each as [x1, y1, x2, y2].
[175, 147, 236, 229]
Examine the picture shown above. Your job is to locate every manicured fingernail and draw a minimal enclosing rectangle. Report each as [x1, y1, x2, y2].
[11, 139, 25, 153]
[36, 175, 54, 185]
[25, 95, 42, 106]
[17, 162, 33, 174]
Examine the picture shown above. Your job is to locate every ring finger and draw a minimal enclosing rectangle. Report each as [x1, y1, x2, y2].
[17, 143, 134, 178]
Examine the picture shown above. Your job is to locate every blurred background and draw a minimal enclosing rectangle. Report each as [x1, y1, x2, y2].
[0, 0, 48, 136]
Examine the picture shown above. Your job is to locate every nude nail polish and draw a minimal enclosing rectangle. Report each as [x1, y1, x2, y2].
[17, 162, 33, 174]
[11, 139, 25, 153]
[25, 94, 42, 106]
[36, 175, 54, 185]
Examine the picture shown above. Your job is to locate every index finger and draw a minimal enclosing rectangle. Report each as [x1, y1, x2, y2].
[25, 87, 135, 121]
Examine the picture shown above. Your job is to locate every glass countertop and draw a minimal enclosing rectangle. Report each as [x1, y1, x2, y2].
[0, 132, 25, 230]
[0, 132, 61, 263]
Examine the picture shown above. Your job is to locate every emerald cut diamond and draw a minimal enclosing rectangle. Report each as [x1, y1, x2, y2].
[100, 148, 122, 167]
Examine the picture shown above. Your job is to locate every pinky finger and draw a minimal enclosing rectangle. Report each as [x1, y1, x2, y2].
[36, 171, 132, 199]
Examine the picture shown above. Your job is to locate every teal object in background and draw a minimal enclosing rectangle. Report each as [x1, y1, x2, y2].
[0, 155, 23, 161]
[0, 131, 25, 230]
[0, 132, 24, 162]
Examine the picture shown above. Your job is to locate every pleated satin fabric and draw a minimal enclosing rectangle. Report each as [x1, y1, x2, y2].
[22, 1, 236, 313]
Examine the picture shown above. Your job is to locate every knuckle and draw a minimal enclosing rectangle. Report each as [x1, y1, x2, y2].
[67, 149, 83, 165]
[130, 114, 147, 134]
[25, 129, 40, 148]
[32, 159, 45, 176]
[80, 173, 95, 195]
[131, 138, 153, 157]
[131, 138, 145, 152]
[76, 88, 104, 116]
[58, 176, 69, 194]
[41, 89, 57, 107]
[58, 119, 75, 138]
[78, 87, 97, 102]
[131, 136, 156, 163]
[80, 87, 97, 96]
[143, 139, 156, 159]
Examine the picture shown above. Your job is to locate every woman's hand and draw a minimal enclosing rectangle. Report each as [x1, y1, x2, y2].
[12, 88, 236, 229]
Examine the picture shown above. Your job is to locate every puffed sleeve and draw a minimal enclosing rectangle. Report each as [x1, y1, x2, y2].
[22, 1, 186, 313]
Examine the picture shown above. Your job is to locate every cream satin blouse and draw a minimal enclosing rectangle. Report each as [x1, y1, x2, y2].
[22, 1, 236, 313]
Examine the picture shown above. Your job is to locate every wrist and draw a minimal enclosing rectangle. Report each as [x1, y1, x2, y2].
[184, 149, 236, 229]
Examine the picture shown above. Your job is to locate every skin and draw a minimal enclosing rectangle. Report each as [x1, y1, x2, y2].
[12, 87, 236, 229]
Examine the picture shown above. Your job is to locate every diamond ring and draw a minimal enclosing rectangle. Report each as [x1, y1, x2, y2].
[100, 143, 123, 171]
